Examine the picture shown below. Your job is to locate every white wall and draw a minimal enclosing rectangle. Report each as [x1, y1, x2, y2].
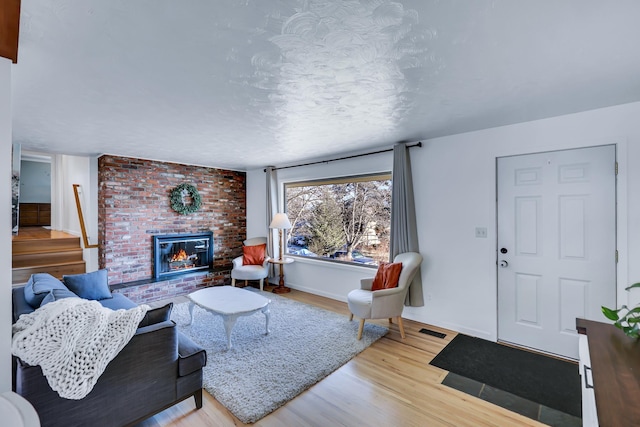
[246, 101, 640, 342]
[51, 154, 99, 271]
[19, 160, 51, 203]
[246, 168, 267, 238]
[1, 58, 13, 391]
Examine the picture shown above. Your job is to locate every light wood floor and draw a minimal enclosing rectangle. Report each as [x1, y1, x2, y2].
[137, 285, 544, 427]
[11, 226, 75, 241]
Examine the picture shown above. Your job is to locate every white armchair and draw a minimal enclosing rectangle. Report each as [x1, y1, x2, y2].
[347, 252, 423, 340]
[231, 237, 270, 291]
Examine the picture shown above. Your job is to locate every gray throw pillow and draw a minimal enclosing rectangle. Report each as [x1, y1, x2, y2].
[63, 269, 113, 300]
[40, 288, 79, 307]
[138, 303, 173, 328]
[24, 273, 69, 308]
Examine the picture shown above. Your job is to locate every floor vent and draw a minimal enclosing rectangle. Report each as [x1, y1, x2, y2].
[419, 328, 446, 339]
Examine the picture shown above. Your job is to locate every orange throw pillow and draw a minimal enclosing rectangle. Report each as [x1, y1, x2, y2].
[371, 264, 387, 291]
[371, 262, 403, 291]
[242, 244, 266, 266]
[384, 262, 403, 289]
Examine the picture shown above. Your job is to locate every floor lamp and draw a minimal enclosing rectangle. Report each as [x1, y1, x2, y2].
[269, 213, 292, 293]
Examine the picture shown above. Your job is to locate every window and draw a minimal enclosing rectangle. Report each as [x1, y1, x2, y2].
[284, 172, 391, 266]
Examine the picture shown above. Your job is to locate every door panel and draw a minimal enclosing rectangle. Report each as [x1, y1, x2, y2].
[559, 196, 587, 259]
[515, 197, 541, 255]
[559, 278, 588, 334]
[497, 145, 616, 359]
[515, 273, 541, 326]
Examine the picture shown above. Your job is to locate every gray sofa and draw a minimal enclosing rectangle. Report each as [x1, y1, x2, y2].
[12, 272, 207, 427]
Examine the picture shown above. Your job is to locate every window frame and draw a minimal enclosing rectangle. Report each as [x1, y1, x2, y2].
[283, 171, 392, 268]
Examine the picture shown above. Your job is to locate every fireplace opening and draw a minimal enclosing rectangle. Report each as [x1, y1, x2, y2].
[153, 232, 213, 279]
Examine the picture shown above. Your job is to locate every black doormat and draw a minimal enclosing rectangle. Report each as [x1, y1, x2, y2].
[430, 334, 581, 417]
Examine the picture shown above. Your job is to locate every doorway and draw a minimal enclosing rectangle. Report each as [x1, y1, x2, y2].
[18, 152, 52, 227]
[497, 145, 616, 359]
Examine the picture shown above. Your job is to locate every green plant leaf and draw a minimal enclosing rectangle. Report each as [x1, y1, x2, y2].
[602, 306, 620, 321]
[625, 282, 640, 291]
[626, 324, 640, 339]
[602, 281, 640, 339]
[622, 325, 635, 334]
[625, 306, 640, 317]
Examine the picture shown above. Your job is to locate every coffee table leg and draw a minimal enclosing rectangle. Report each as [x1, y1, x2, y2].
[187, 302, 195, 325]
[222, 314, 239, 350]
[262, 305, 270, 335]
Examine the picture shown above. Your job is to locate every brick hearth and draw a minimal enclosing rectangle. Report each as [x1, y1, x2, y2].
[98, 155, 246, 303]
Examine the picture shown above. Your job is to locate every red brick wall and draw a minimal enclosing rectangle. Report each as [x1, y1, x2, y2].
[98, 155, 246, 291]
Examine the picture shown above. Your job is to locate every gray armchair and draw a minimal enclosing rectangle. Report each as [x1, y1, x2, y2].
[231, 237, 270, 291]
[347, 252, 423, 340]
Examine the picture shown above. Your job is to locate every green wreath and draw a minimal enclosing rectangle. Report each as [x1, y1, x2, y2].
[170, 183, 201, 215]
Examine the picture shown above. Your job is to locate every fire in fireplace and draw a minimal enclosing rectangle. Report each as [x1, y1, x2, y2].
[153, 232, 213, 279]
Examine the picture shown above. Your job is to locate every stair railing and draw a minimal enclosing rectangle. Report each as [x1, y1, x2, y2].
[72, 184, 98, 249]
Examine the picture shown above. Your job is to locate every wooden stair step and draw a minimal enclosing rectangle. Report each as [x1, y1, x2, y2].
[12, 237, 82, 255]
[12, 248, 84, 268]
[12, 261, 87, 285]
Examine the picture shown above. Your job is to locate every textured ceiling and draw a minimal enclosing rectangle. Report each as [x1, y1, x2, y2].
[12, 0, 640, 171]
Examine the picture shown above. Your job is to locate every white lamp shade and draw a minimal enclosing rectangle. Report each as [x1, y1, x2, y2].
[269, 213, 292, 229]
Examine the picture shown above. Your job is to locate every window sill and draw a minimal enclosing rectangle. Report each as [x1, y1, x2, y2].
[286, 255, 377, 272]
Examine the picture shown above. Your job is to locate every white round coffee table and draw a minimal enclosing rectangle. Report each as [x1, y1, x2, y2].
[187, 286, 271, 350]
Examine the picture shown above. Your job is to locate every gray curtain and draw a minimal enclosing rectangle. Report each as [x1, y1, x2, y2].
[265, 166, 278, 278]
[390, 143, 424, 307]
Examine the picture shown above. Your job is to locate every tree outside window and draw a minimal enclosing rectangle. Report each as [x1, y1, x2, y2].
[284, 173, 391, 266]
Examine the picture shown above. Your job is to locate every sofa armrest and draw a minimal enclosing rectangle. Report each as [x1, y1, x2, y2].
[135, 319, 175, 335]
[12, 287, 34, 323]
[14, 320, 179, 369]
[370, 287, 408, 319]
[177, 332, 207, 377]
[232, 256, 243, 268]
[360, 278, 374, 291]
[262, 255, 271, 268]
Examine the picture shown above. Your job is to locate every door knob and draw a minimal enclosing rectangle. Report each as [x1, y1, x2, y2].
[499, 260, 509, 268]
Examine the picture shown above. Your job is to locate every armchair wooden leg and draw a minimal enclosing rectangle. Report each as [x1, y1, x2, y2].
[231, 278, 236, 287]
[357, 319, 365, 340]
[259, 278, 264, 291]
[397, 316, 406, 339]
[349, 313, 354, 321]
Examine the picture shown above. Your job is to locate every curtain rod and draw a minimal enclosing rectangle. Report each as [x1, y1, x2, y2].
[264, 141, 422, 172]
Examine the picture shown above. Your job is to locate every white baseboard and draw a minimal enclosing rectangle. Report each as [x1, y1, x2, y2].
[62, 228, 81, 237]
[285, 281, 494, 341]
[402, 314, 494, 341]
[285, 281, 349, 303]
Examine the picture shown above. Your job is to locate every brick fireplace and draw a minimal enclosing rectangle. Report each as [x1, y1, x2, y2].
[153, 232, 213, 279]
[98, 155, 246, 303]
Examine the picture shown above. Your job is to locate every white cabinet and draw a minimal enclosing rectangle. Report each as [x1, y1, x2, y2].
[577, 318, 640, 426]
[578, 334, 598, 426]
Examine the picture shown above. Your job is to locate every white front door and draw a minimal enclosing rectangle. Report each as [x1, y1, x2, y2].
[497, 145, 616, 359]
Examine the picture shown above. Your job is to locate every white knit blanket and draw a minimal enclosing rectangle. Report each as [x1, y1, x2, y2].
[12, 298, 148, 400]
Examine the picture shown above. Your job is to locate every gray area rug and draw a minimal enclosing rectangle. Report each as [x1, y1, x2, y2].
[171, 289, 388, 424]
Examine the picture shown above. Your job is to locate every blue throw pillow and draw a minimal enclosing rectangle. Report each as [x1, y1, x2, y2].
[23, 273, 69, 308]
[63, 269, 113, 300]
[40, 288, 79, 307]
